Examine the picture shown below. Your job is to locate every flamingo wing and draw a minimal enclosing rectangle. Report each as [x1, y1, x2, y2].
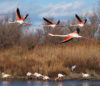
[76, 28, 80, 34]
[84, 19, 87, 24]
[43, 17, 53, 24]
[56, 20, 60, 25]
[22, 14, 29, 20]
[16, 8, 21, 20]
[62, 36, 73, 43]
[75, 14, 82, 24]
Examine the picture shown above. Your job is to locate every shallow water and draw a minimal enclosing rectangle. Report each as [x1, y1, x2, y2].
[0, 80, 100, 86]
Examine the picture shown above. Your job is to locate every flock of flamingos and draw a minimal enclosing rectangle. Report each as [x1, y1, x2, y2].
[1, 8, 98, 81]
[8, 8, 96, 43]
[2, 65, 93, 81]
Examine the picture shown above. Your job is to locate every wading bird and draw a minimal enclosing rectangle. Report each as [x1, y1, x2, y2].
[42, 75, 50, 81]
[41, 17, 64, 28]
[71, 65, 76, 72]
[55, 73, 64, 81]
[26, 72, 32, 77]
[2, 73, 11, 79]
[82, 73, 89, 78]
[70, 14, 87, 27]
[33, 72, 42, 79]
[9, 8, 31, 26]
[48, 28, 94, 43]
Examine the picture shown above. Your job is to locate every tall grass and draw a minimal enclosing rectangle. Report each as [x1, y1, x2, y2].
[0, 42, 100, 77]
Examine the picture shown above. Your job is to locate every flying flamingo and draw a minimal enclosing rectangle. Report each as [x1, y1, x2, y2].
[70, 14, 87, 27]
[9, 8, 31, 26]
[48, 28, 94, 43]
[41, 17, 64, 28]
[71, 65, 76, 72]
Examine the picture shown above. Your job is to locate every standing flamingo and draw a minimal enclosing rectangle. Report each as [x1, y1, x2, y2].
[55, 73, 64, 81]
[41, 17, 64, 28]
[9, 8, 31, 26]
[70, 14, 87, 27]
[2, 73, 11, 79]
[48, 28, 94, 43]
[42, 75, 50, 81]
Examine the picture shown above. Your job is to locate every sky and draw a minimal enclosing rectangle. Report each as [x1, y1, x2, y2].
[0, 0, 98, 28]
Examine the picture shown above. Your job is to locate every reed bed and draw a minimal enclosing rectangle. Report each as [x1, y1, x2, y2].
[0, 42, 100, 78]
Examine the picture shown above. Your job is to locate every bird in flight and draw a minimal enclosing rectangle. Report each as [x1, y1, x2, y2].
[70, 14, 87, 27]
[41, 17, 64, 28]
[9, 8, 31, 26]
[48, 28, 94, 43]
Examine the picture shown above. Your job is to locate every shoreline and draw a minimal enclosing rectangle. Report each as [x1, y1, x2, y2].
[0, 76, 100, 81]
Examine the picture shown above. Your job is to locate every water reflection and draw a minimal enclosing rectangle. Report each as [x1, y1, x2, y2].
[57, 82, 63, 86]
[43, 81, 49, 86]
[27, 80, 32, 86]
[0, 80, 100, 86]
[1, 81, 9, 86]
[83, 82, 90, 86]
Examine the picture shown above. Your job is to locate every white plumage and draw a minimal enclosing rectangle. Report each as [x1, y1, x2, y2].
[26, 72, 32, 76]
[71, 65, 76, 71]
[2, 73, 11, 78]
[58, 73, 64, 78]
[33, 72, 42, 78]
[43, 76, 50, 80]
[82, 73, 89, 78]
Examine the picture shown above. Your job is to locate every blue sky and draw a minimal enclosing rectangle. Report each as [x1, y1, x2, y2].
[0, 0, 98, 28]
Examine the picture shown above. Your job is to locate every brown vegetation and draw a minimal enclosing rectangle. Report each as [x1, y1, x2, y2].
[0, 42, 100, 78]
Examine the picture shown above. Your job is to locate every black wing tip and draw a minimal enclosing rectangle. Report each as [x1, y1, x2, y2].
[58, 20, 60, 23]
[43, 17, 46, 19]
[84, 19, 87, 23]
[76, 28, 80, 34]
[75, 14, 78, 16]
[26, 14, 29, 16]
[17, 8, 19, 10]
[57, 20, 60, 25]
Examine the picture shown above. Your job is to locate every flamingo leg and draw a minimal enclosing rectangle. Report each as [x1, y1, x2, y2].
[23, 22, 31, 26]
[81, 36, 95, 41]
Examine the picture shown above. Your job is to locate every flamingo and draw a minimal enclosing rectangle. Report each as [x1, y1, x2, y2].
[71, 65, 76, 72]
[48, 28, 94, 43]
[26, 72, 32, 77]
[55, 73, 64, 81]
[33, 72, 42, 78]
[70, 14, 87, 27]
[2, 73, 11, 79]
[82, 73, 89, 78]
[9, 8, 31, 26]
[42, 75, 50, 80]
[41, 17, 64, 28]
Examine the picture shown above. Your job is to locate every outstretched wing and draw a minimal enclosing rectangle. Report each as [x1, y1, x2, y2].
[62, 36, 73, 43]
[22, 14, 29, 20]
[16, 8, 21, 20]
[43, 17, 53, 24]
[75, 14, 82, 24]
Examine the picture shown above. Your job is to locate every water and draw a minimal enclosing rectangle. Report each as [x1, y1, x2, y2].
[0, 80, 100, 86]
